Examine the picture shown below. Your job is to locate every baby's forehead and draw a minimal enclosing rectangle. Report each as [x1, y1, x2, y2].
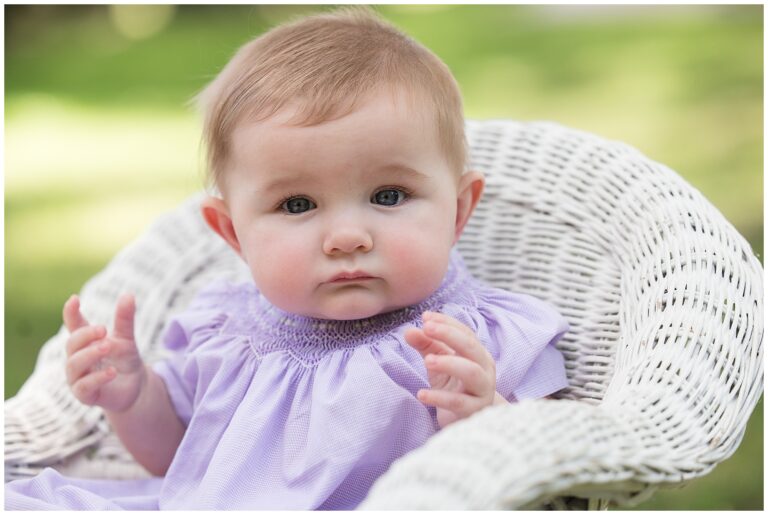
[239, 84, 434, 135]
[230, 93, 441, 169]
[223, 129, 456, 197]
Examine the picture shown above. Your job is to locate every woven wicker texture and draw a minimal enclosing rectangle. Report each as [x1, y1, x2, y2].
[4, 120, 762, 509]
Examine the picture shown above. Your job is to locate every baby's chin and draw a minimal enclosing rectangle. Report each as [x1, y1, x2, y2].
[266, 282, 442, 321]
[296, 295, 410, 321]
[309, 301, 399, 321]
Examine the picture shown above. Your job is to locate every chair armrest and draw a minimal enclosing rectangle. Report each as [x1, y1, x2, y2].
[360, 399, 680, 509]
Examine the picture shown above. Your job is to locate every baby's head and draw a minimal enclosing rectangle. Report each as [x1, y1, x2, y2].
[197, 7, 484, 320]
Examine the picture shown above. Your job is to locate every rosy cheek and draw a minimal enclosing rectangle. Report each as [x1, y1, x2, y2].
[384, 232, 449, 301]
[249, 232, 312, 310]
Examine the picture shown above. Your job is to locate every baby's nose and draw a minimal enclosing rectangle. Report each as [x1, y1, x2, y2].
[323, 226, 373, 255]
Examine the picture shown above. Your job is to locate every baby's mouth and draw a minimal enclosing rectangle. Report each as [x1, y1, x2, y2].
[327, 271, 376, 283]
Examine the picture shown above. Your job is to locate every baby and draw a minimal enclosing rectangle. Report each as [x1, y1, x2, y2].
[6, 8, 568, 510]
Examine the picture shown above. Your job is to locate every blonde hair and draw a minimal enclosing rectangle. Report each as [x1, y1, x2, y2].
[194, 7, 467, 189]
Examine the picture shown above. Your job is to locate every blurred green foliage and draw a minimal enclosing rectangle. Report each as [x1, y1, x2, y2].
[5, 4, 763, 509]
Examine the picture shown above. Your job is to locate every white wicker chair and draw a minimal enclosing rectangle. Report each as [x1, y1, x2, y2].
[4, 120, 762, 509]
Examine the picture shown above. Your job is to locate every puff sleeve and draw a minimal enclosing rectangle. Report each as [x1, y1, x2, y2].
[440, 282, 569, 402]
[152, 283, 231, 426]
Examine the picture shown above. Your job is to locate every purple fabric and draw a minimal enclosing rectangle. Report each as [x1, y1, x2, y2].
[5, 249, 569, 510]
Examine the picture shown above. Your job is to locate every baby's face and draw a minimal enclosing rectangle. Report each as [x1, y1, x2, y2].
[210, 89, 474, 320]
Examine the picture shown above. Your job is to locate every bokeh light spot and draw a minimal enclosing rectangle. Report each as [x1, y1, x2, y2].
[108, 4, 176, 41]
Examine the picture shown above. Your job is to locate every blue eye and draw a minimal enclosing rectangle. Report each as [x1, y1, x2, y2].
[372, 188, 407, 206]
[281, 196, 316, 214]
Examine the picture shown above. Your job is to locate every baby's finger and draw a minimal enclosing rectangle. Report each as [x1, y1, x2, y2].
[65, 325, 107, 356]
[66, 340, 111, 385]
[71, 367, 117, 406]
[416, 388, 480, 418]
[424, 354, 492, 397]
[423, 311, 476, 339]
[423, 320, 491, 367]
[403, 327, 455, 358]
[63, 295, 90, 333]
[112, 293, 135, 341]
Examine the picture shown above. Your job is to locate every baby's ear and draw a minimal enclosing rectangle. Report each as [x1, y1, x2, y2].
[200, 196, 242, 255]
[453, 170, 485, 244]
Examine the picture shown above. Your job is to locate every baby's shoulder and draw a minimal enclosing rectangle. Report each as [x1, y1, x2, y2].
[446, 251, 561, 320]
[163, 280, 261, 351]
[443, 277, 568, 340]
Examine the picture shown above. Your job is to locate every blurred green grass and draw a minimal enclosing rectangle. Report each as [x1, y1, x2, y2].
[5, 5, 763, 509]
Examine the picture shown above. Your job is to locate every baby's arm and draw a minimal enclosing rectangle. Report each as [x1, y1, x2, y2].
[104, 363, 186, 476]
[63, 294, 186, 476]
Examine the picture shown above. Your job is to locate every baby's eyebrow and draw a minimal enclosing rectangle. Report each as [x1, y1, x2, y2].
[258, 164, 428, 194]
[376, 163, 429, 181]
[259, 174, 316, 194]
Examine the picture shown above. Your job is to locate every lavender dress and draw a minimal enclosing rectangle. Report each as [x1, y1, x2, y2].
[5, 250, 569, 510]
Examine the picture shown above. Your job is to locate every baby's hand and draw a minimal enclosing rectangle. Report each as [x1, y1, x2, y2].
[404, 312, 497, 428]
[63, 294, 146, 413]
